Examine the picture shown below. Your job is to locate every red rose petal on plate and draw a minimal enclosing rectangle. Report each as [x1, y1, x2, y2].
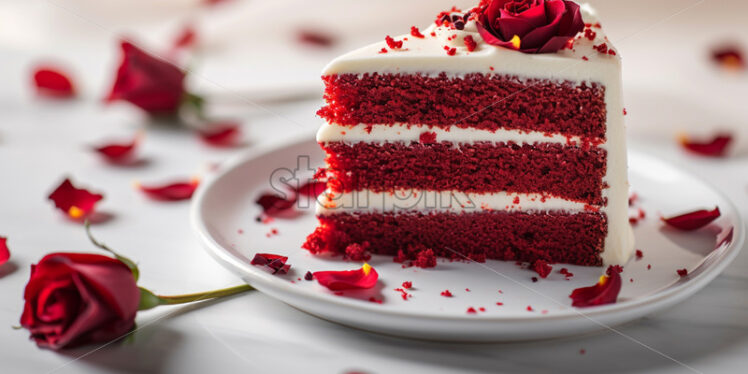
[569, 265, 623, 307]
[296, 180, 326, 197]
[678, 133, 732, 157]
[313, 263, 378, 291]
[297, 30, 336, 48]
[48, 178, 104, 219]
[92, 134, 140, 163]
[255, 193, 296, 216]
[136, 178, 199, 201]
[662, 207, 720, 231]
[532, 259, 552, 278]
[711, 46, 746, 71]
[250, 253, 290, 274]
[198, 123, 241, 147]
[33, 66, 75, 98]
[0, 237, 9, 265]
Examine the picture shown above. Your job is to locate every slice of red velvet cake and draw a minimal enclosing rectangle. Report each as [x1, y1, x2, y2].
[304, 1, 634, 266]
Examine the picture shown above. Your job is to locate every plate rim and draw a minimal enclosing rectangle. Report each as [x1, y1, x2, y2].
[190, 136, 745, 323]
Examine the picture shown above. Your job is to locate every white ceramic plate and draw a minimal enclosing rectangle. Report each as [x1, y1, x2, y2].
[191, 138, 744, 342]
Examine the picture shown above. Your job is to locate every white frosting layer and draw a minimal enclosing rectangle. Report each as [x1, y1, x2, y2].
[317, 122, 597, 145]
[316, 190, 589, 214]
[317, 4, 633, 265]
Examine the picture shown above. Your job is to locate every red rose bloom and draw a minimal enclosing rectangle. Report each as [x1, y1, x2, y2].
[106, 41, 186, 114]
[20, 253, 140, 350]
[477, 0, 584, 53]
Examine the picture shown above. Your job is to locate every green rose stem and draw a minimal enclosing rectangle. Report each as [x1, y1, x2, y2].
[84, 221, 254, 312]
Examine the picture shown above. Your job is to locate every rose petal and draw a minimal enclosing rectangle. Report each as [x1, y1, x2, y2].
[712, 46, 745, 71]
[48, 179, 104, 219]
[297, 30, 336, 48]
[662, 207, 721, 231]
[678, 133, 732, 157]
[255, 193, 297, 216]
[198, 123, 241, 147]
[295, 181, 326, 197]
[0, 237, 9, 266]
[33, 66, 76, 98]
[313, 263, 378, 291]
[136, 178, 199, 201]
[92, 134, 140, 163]
[174, 25, 197, 50]
[569, 265, 622, 307]
[250, 253, 290, 274]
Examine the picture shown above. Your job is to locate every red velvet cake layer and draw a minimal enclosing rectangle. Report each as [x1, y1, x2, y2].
[318, 73, 607, 139]
[303, 211, 607, 266]
[322, 141, 607, 205]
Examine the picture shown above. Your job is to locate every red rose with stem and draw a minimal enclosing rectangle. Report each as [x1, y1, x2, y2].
[105, 41, 204, 116]
[19, 223, 252, 350]
[476, 0, 584, 53]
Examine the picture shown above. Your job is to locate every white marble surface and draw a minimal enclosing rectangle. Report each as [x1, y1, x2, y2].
[0, 0, 747, 373]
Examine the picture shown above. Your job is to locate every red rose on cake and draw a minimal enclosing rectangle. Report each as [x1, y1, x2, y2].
[476, 0, 584, 53]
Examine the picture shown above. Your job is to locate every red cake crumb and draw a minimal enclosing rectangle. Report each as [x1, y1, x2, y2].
[402, 281, 413, 289]
[414, 248, 437, 268]
[441, 289, 453, 297]
[496, 302, 503, 306]
[526, 305, 534, 312]
[418, 131, 437, 144]
[677, 268, 688, 277]
[532, 259, 553, 278]
[559, 268, 574, 279]
[531, 277, 538, 283]
[237, 229, 244, 234]
[344, 242, 371, 261]
[445, 47, 457, 56]
[308, 211, 607, 266]
[304, 271, 314, 281]
[584, 28, 597, 41]
[394, 288, 410, 300]
[318, 73, 607, 138]
[465, 288, 471, 292]
[368, 297, 383, 304]
[385, 35, 403, 49]
[593, 43, 609, 54]
[580, 349, 586, 355]
[378, 48, 388, 54]
[582, 56, 589, 61]
[322, 141, 607, 205]
[647, 264, 651, 270]
[464, 35, 477, 51]
[635, 249, 643, 259]
[466, 307, 477, 314]
[479, 307, 486, 312]
[629, 278, 634, 283]
[410, 26, 425, 38]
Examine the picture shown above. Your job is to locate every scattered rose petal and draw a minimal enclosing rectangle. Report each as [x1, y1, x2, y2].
[297, 30, 336, 48]
[173, 25, 197, 50]
[0, 237, 9, 266]
[92, 134, 141, 163]
[198, 122, 241, 147]
[677, 268, 688, 277]
[662, 207, 721, 231]
[250, 253, 290, 274]
[313, 263, 378, 291]
[48, 178, 104, 219]
[678, 133, 732, 157]
[570, 265, 623, 307]
[532, 259, 552, 278]
[711, 46, 745, 71]
[32, 66, 75, 98]
[296, 180, 327, 197]
[255, 193, 296, 216]
[136, 178, 199, 201]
